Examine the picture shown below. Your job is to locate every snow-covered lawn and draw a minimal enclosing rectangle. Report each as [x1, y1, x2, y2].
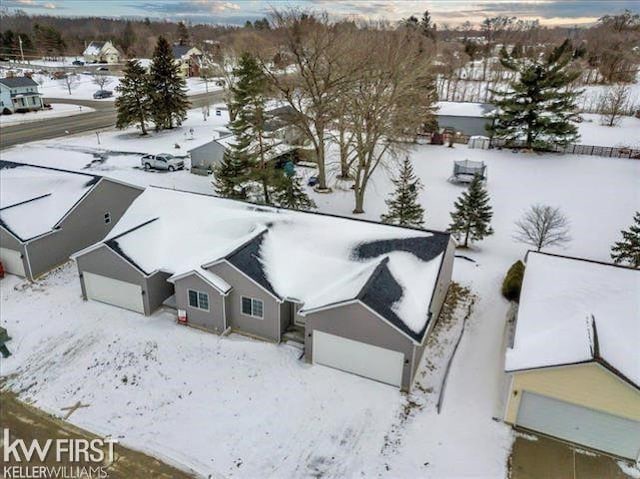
[36, 73, 121, 101]
[578, 114, 640, 148]
[0, 103, 94, 127]
[1, 123, 638, 477]
[31, 73, 222, 101]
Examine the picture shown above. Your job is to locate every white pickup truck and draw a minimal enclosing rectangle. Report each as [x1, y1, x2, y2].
[141, 154, 185, 172]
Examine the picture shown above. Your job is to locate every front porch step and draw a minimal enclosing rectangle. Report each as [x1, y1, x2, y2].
[283, 326, 305, 345]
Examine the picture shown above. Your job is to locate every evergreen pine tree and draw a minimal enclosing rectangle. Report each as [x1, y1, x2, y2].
[177, 21, 189, 46]
[212, 149, 250, 200]
[488, 39, 582, 150]
[380, 157, 425, 228]
[272, 173, 316, 211]
[115, 59, 151, 135]
[148, 36, 189, 130]
[611, 212, 640, 268]
[226, 52, 279, 204]
[449, 175, 494, 247]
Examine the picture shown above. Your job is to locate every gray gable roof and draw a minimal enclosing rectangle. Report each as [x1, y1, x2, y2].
[0, 77, 38, 88]
[172, 44, 194, 59]
[224, 231, 279, 298]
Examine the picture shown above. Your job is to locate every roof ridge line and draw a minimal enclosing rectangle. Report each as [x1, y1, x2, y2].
[0, 193, 51, 211]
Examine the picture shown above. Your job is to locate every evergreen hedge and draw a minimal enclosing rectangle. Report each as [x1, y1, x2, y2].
[502, 260, 525, 302]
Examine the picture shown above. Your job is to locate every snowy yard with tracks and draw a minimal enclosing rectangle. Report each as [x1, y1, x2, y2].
[1, 110, 639, 477]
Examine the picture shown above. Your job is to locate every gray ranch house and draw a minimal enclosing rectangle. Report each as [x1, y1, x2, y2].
[0, 161, 143, 280]
[73, 187, 455, 391]
[0, 77, 43, 113]
[189, 106, 302, 176]
[436, 101, 496, 136]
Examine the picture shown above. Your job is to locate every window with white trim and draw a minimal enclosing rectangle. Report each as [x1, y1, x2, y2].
[188, 289, 209, 311]
[104, 212, 111, 224]
[241, 296, 263, 318]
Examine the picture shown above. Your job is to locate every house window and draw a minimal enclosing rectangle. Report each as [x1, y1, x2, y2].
[104, 212, 111, 224]
[241, 296, 263, 319]
[188, 289, 209, 311]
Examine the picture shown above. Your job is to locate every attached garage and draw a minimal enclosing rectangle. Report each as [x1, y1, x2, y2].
[516, 391, 640, 459]
[312, 330, 404, 387]
[0, 247, 25, 277]
[83, 271, 144, 313]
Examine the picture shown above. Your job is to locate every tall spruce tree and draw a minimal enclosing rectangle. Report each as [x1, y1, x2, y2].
[449, 175, 494, 247]
[272, 173, 316, 210]
[611, 212, 640, 268]
[148, 36, 189, 130]
[226, 52, 280, 204]
[488, 39, 582, 150]
[177, 21, 189, 46]
[115, 59, 151, 135]
[381, 157, 425, 228]
[212, 149, 250, 200]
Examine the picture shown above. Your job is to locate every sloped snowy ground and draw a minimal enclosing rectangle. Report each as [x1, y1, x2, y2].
[1, 122, 639, 477]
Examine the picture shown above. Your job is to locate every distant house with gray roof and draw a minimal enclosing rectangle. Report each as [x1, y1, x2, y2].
[172, 44, 203, 77]
[83, 40, 121, 64]
[72, 186, 455, 391]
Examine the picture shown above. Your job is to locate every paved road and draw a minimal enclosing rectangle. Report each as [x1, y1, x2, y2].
[0, 91, 225, 150]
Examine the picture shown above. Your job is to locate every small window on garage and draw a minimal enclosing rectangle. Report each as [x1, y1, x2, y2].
[241, 296, 263, 319]
[188, 289, 209, 311]
[104, 212, 111, 224]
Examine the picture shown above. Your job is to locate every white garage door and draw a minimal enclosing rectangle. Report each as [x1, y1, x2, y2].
[84, 272, 144, 314]
[0, 247, 25, 277]
[517, 392, 640, 460]
[312, 330, 404, 387]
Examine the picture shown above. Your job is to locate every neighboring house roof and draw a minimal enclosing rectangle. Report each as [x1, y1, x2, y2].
[172, 45, 200, 59]
[506, 252, 640, 389]
[0, 161, 100, 242]
[88, 187, 451, 342]
[436, 101, 495, 118]
[0, 77, 39, 88]
[83, 41, 106, 56]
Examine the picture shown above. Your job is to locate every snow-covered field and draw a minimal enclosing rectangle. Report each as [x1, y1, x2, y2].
[578, 114, 640, 148]
[31, 73, 222, 101]
[1, 100, 639, 477]
[0, 103, 94, 127]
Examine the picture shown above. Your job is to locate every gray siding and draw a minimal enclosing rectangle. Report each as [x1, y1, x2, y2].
[190, 141, 226, 175]
[208, 261, 281, 342]
[145, 271, 174, 314]
[0, 226, 28, 277]
[174, 274, 225, 333]
[304, 302, 416, 391]
[437, 115, 492, 136]
[76, 245, 148, 311]
[26, 179, 142, 279]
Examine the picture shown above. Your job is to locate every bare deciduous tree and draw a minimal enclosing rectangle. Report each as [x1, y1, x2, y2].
[263, 11, 358, 192]
[341, 26, 438, 214]
[513, 204, 571, 251]
[61, 74, 80, 95]
[598, 84, 633, 126]
[92, 74, 113, 91]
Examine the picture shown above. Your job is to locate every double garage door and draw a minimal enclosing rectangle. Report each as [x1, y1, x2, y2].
[312, 330, 404, 388]
[84, 272, 144, 314]
[517, 392, 640, 460]
[0, 247, 26, 277]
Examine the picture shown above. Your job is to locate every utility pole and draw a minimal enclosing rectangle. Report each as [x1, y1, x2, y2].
[18, 35, 25, 63]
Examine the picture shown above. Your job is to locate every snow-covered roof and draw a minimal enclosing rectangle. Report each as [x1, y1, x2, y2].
[83, 41, 106, 56]
[506, 252, 640, 388]
[0, 161, 100, 241]
[436, 101, 496, 118]
[91, 187, 451, 342]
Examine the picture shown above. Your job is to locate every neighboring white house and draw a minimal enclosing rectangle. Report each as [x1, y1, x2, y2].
[83, 41, 121, 64]
[0, 77, 43, 113]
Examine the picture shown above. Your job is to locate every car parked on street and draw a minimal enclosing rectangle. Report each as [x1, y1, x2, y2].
[97, 66, 109, 72]
[93, 90, 113, 99]
[72, 60, 85, 66]
[141, 154, 185, 172]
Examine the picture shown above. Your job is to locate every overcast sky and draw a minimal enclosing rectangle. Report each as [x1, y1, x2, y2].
[3, 0, 638, 27]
